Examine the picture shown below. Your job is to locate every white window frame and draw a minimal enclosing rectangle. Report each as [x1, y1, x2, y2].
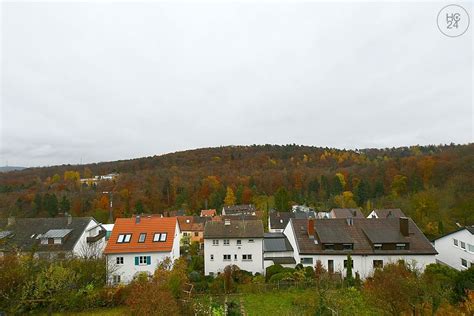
[160, 233, 167, 241]
[224, 239, 230, 246]
[454, 238, 459, 247]
[138, 233, 146, 243]
[223, 254, 231, 261]
[116, 257, 124, 265]
[123, 234, 131, 243]
[153, 233, 161, 242]
[461, 258, 468, 268]
[117, 234, 132, 243]
[210, 254, 214, 261]
[461, 241, 466, 250]
[301, 257, 313, 265]
[212, 239, 219, 246]
[138, 256, 148, 265]
[237, 240, 242, 245]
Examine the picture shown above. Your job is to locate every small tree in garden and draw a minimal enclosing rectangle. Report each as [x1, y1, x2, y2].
[345, 254, 355, 287]
[314, 260, 331, 316]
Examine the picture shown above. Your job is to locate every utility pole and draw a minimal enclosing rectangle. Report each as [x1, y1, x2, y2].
[103, 191, 114, 223]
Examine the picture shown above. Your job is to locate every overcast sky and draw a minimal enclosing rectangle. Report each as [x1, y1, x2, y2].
[0, 1, 472, 167]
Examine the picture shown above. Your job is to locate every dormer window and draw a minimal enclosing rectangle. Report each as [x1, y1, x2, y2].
[117, 234, 132, 243]
[396, 243, 407, 250]
[324, 244, 334, 250]
[153, 233, 167, 242]
[374, 243, 382, 250]
[343, 244, 353, 250]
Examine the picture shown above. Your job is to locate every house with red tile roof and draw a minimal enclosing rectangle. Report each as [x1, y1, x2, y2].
[200, 209, 217, 217]
[104, 216, 180, 284]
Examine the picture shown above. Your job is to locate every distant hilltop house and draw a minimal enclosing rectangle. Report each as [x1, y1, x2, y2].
[80, 173, 119, 185]
[433, 225, 474, 271]
[104, 216, 180, 284]
[291, 205, 315, 213]
[0, 215, 106, 259]
[222, 204, 256, 216]
[204, 218, 264, 276]
[163, 210, 186, 217]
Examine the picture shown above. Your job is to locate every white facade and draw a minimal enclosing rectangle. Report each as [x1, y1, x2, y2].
[434, 228, 474, 271]
[204, 237, 264, 276]
[72, 220, 107, 258]
[106, 221, 181, 284]
[283, 219, 436, 279]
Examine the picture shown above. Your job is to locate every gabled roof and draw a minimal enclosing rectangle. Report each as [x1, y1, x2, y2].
[330, 208, 365, 218]
[200, 209, 217, 217]
[370, 209, 406, 218]
[177, 216, 209, 232]
[432, 225, 474, 241]
[104, 217, 177, 254]
[204, 219, 264, 239]
[269, 212, 294, 230]
[291, 217, 436, 255]
[0, 217, 94, 252]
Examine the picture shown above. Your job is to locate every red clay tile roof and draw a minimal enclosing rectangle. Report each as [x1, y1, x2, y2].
[104, 217, 177, 254]
[200, 209, 216, 217]
[177, 216, 208, 232]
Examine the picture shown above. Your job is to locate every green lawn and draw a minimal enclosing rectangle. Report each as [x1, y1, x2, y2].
[241, 288, 316, 316]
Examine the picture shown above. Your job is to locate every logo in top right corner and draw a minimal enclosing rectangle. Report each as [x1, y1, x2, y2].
[437, 4, 470, 37]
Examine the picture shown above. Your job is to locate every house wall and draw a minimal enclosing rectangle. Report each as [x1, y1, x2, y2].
[204, 237, 264, 275]
[181, 231, 204, 244]
[297, 254, 436, 279]
[107, 251, 173, 284]
[263, 250, 296, 269]
[72, 219, 106, 258]
[434, 229, 474, 270]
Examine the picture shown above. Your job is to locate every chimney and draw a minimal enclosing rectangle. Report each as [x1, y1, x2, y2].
[67, 213, 72, 225]
[136, 215, 141, 224]
[400, 217, 409, 236]
[7, 216, 15, 226]
[307, 218, 315, 239]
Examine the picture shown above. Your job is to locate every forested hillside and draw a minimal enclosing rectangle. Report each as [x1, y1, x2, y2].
[1, 144, 473, 239]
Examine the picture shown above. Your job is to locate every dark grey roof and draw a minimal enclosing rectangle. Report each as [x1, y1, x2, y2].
[204, 219, 263, 238]
[269, 212, 293, 230]
[264, 257, 296, 264]
[0, 231, 13, 239]
[291, 217, 437, 255]
[0, 217, 94, 252]
[264, 233, 293, 252]
[222, 204, 256, 215]
[432, 225, 474, 241]
[330, 208, 364, 218]
[315, 222, 353, 244]
[294, 211, 317, 219]
[372, 209, 406, 218]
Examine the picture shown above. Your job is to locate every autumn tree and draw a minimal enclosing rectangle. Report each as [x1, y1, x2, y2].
[224, 186, 236, 206]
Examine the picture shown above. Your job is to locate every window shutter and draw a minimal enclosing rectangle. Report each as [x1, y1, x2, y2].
[134, 256, 139, 265]
[147, 256, 151, 265]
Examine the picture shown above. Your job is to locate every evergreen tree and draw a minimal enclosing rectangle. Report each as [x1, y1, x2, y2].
[274, 187, 290, 211]
[60, 196, 70, 213]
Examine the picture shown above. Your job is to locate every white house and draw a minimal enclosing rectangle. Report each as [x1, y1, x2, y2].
[433, 226, 474, 270]
[104, 216, 180, 284]
[284, 217, 437, 279]
[0, 215, 106, 259]
[204, 219, 264, 276]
